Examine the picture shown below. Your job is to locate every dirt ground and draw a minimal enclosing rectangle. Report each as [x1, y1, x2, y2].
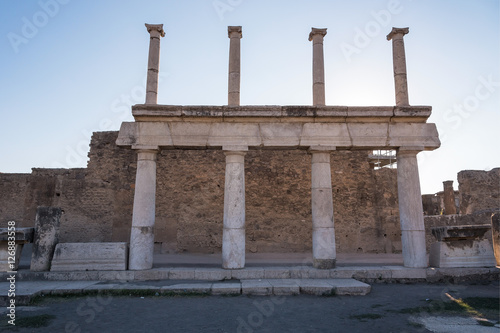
[1, 282, 499, 333]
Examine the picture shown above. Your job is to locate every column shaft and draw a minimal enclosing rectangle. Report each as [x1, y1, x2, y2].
[397, 149, 427, 268]
[129, 149, 158, 270]
[387, 27, 409, 106]
[309, 28, 327, 106]
[310, 149, 336, 269]
[228, 26, 242, 106]
[442, 181, 457, 215]
[222, 149, 247, 269]
[145, 24, 165, 104]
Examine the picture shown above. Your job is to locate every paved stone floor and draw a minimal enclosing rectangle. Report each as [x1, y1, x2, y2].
[1, 283, 498, 332]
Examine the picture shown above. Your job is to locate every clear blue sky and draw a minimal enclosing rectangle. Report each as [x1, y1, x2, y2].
[0, 0, 499, 194]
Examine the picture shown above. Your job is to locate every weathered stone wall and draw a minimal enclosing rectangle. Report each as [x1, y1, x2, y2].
[0, 173, 29, 226]
[458, 168, 500, 214]
[0, 131, 401, 254]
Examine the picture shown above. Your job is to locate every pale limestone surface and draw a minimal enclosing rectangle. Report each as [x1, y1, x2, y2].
[222, 149, 247, 269]
[50, 242, 128, 271]
[387, 27, 410, 106]
[129, 150, 158, 270]
[397, 149, 427, 268]
[308, 28, 327, 106]
[310, 148, 336, 269]
[228, 26, 242, 106]
[144, 24, 165, 104]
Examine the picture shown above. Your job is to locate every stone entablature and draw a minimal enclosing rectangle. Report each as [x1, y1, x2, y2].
[118, 105, 439, 151]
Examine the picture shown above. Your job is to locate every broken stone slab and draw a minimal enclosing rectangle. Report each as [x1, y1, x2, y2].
[0, 227, 34, 271]
[31, 207, 61, 272]
[50, 242, 128, 271]
[429, 225, 496, 268]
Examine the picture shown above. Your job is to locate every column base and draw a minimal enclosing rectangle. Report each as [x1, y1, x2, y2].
[129, 226, 154, 270]
[313, 258, 336, 269]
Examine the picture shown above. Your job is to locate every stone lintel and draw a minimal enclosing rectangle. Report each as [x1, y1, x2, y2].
[145, 23, 165, 38]
[308, 27, 327, 41]
[223, 145, 248, 152]
[387, 27, 409, 40]
[228, 26, 242, 38]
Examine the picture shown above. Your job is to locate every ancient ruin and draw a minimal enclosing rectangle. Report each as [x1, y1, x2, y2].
[2, 25, 498, 275]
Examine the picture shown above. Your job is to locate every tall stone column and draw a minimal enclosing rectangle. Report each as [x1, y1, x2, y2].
[397, 148, 427, 268]
[387, 27, 410, 106]
[222, 147, 247, 269]
[310, 146, 336, 269]
[129, 148, 158, 270]
[308, 28, 327, 106]
[145, 24, 165, 104]
[228, 26, 242, 106]
[442, 180, 457, 215]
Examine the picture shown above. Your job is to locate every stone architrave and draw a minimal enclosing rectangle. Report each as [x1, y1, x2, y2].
[442, 180, 457, 215]
[308, 28, 327, 106]
[397, 148, 427, 267]
[129, 148, 158, 270]
[228, 26, 242, 106]
[222, 146, 247, 269]
[310, 146, 336, 269]
[145, 24, 165, 104]
[387, 27, 410, 106]
[31, 207, 62, 271]
[492, 212, 500, 266]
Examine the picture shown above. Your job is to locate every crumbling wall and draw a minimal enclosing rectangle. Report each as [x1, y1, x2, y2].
[458, 168, 500, 214]
[0, 173, 29, 227]
[0, 131, 401, 254]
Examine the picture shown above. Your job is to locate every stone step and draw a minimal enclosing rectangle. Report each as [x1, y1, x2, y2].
[0, 278, 371, 305]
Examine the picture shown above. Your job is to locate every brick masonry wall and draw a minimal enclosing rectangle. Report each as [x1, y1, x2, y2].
[0, 131, 401, 254]
[458, 168, 500, 214]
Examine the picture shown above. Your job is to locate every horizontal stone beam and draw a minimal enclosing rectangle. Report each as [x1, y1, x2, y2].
[117, 121, 440, 151]
[130, 105, 432, 123]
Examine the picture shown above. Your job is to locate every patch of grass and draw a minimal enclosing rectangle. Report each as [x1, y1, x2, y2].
[16, 314, 55, 328]
[349, 313, 383, 321]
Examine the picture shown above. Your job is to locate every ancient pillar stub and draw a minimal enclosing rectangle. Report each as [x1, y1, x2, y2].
[145, 24, 165, 104]
[309, 28, 327, 106]
[228, 26, 242, 106]
[442, 180, 457, 215]
[31, 207, 61, 271]
[387, 27, 409, 106]
[129, 148, 158, 270]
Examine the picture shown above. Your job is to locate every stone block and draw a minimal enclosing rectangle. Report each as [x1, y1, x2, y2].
[161, 283, 212, 294]
[169, 268, 195, 280]
[300, 123, 351, 147]
[329, 279, 371, 295]
[388, 267, 426, 279]
[241, 279, 272, 295]
[50, 242, 128, 271]
[298, 279, 334, 295]
[429, 239, 496, 268]
[31, 207, 61, 272]
[267, 279, 300, 295]
[263, 267, 290, 279]
[97, 270, 134, 281]
[211, 283, 241, 295]
[347, 123, 389, 147]
[231, 268, 264, 279]
[207, 123, 261, 147]
[170, 122, 210, 147]
[194, 268, 231, 280]
[259, 123, 302, 147]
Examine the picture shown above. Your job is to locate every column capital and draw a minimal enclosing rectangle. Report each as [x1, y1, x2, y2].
[228, 26, 242, 38]
[387, 27, 409, 40]
[308, 146, 336, 153]
[145, 23, 165, 38]
[443, 180, 454, 187]
[308, 27, 327, 42]
[223, 145, 248, 153]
